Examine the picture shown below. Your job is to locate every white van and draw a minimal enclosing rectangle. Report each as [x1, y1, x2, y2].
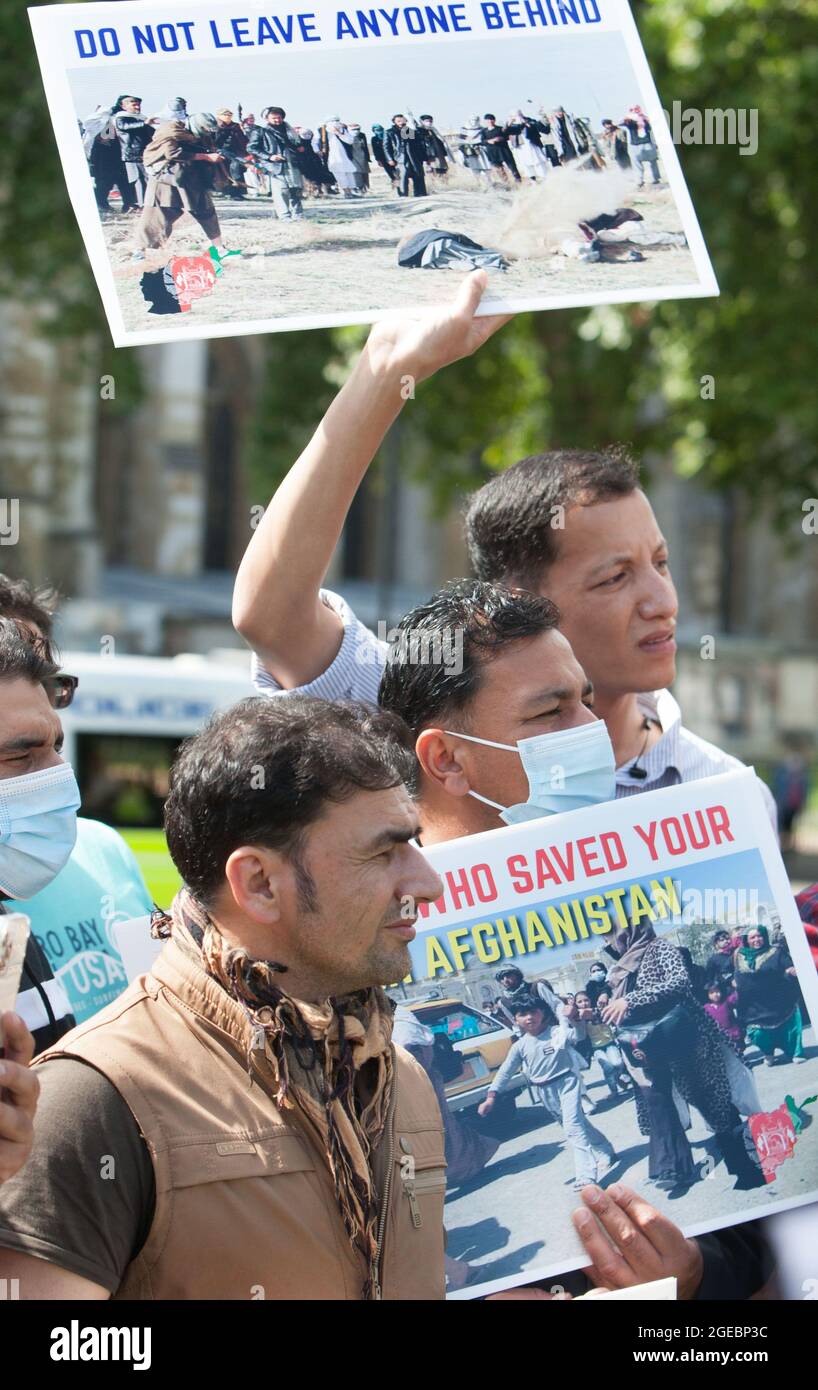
[59, 651, 256, 823]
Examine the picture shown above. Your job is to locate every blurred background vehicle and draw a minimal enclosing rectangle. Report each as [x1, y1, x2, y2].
[59, 651, 254, 900]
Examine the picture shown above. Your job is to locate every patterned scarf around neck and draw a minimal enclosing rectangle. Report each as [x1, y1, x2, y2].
[151, 888, 395, 1295]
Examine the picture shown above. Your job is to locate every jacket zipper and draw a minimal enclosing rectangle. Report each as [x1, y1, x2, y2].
[403, 1177, 422, 1228]
[371, 1053, 398, 1301]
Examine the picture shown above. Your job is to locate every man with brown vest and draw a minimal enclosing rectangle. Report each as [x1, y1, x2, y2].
[0, 696, 448, 1300]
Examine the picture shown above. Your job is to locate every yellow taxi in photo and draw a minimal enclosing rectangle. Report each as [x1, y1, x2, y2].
[406, 997, 529, 1111]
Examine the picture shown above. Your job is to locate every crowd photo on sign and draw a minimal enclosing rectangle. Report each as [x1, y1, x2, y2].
[63, 24, 709, 333]
[392, 836, 818, 1293]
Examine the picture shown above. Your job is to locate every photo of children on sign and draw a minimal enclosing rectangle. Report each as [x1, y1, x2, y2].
[391, 772, 818, 1298]
[28, 0, 718, 344]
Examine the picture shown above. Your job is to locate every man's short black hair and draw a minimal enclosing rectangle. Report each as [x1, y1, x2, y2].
[420, 114, 433, 121]
[0, 617, 58, 685]
[378, 579, 560, 738]
[265, 105, 286, 118]
[465, 448, 640, 590]
[511, 993, 545, 1017]
[0, 574, 59, 641]
[392, 113, 404, 121]
[164, 695, 415, 904]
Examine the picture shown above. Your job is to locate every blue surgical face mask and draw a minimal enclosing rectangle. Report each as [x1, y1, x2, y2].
[0, 763, 81, 899]
[444, 719, 616, 825]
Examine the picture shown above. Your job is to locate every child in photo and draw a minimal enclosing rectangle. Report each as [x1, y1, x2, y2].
[478, 995, 616, 1190]
[575, 989, 632, 1099]
[703, 980, 743, 1050]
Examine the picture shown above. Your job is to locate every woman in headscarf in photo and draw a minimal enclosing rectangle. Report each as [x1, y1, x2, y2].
[733, 925, 805, 1065]
[602, 918, 764, 1191]
[132, 113, 230, 260]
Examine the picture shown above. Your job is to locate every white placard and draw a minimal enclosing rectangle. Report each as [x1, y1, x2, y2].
[29, 0, 718, 343]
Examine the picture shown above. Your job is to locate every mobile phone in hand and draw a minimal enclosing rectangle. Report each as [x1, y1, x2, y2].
[0, 914, 31, 1049]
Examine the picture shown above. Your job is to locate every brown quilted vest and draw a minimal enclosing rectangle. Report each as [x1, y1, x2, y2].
[35, 937, 446, 1301]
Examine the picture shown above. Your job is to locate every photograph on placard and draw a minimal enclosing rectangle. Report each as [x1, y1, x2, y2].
[28, 0, 718, 343]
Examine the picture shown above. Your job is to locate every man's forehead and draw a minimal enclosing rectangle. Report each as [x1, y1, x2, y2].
[551, 489, 663, 566]
[479, 627, 584, 692]
[0, 681, 60, 743]
[317, 783, 417, 837]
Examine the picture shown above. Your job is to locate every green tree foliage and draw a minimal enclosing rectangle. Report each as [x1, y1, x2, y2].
[0, 0, 144, 397]
[1, 2, 101, 332]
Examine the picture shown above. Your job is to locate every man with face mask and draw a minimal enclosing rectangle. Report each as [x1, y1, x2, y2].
[0, 619, 79, 1054]
[0, 578, 152, 1029]
[378, 580, 610, 843]
[0, 621, 77, 1184]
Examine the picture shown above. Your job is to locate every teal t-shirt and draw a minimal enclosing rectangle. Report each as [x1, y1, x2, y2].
[15, 817, 153, 1025]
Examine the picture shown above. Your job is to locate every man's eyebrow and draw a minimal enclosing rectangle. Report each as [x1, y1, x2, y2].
[520, 682, 593, 707]
[521, 686, 573, 706]
[0, 735, 48, 753]
[365, 825, 422, 852]
[586, 537, 669, 582]
[585, 553, 631, 580]
[0, 727, 63, 754]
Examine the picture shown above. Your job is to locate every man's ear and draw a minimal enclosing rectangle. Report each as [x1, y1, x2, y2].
[415, 728, 472, 799]
[224, 845, 287, 925]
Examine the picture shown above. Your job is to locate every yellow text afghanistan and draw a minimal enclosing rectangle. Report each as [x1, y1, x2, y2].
[423, 877, 680, 978]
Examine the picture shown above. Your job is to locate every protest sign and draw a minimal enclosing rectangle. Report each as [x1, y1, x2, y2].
[28, 0, 718, 345]
[394, 768, 818, 1299]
